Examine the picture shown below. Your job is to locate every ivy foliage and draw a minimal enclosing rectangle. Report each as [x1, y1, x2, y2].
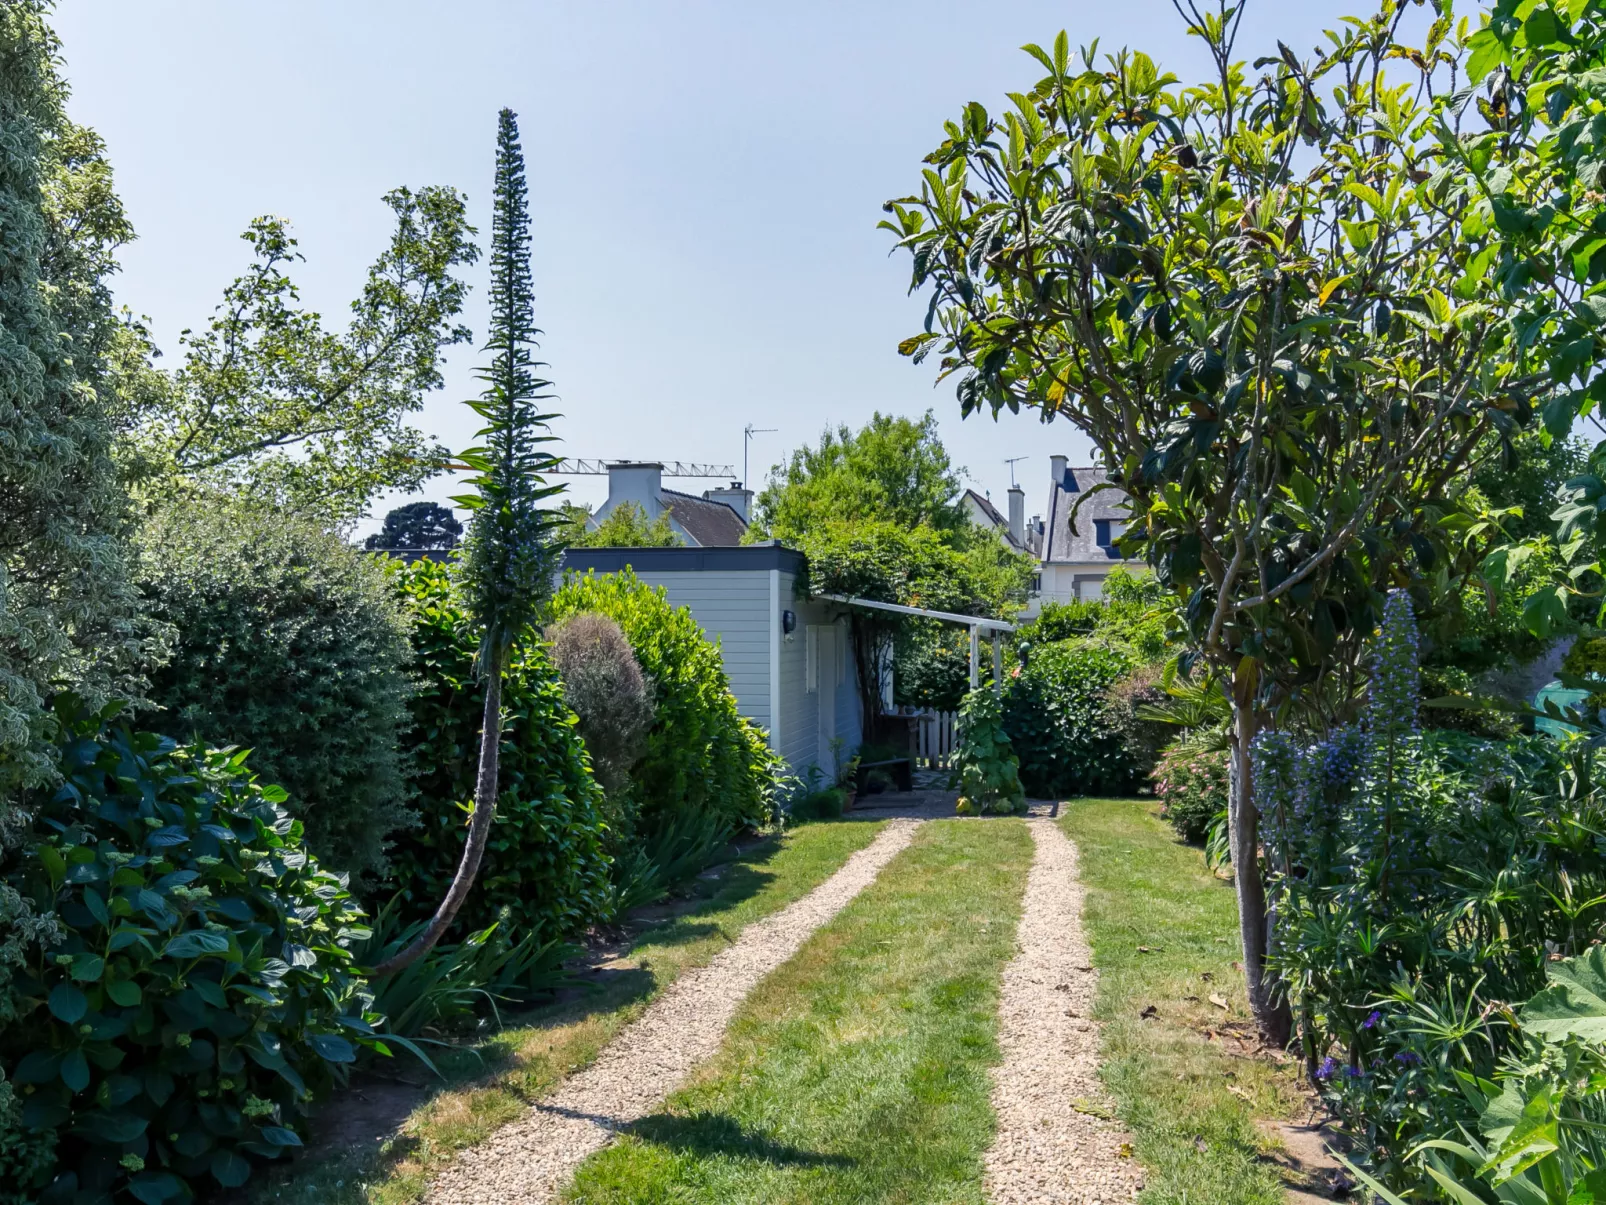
[385, 559, 612, 942]
[3, 698, 385, 1205]
[136, 499, 416, 883]
[951, 688, 1026, 816]
[550, 569, 781, 836]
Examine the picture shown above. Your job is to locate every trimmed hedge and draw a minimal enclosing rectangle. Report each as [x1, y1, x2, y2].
[549, 569, 780, 835]
[1002, 639, 1137, 798]
[386, 559, 612, 942]
[137, 501, 415, 883]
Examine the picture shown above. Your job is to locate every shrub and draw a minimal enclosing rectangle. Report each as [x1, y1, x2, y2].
[549, 569, 781, 834]
[952, 688, 1026, 815]
[136, 500, 415, 883]
[1151, 741, 1228, 843]
[547, 612, 655, 800]
[1, 697, 384, 1205]
[386, 559, 612, 944]
[1002, 639, 1136, 798]
[1256, 591, 1585, 1192]
[1105, 663, 1171, 783]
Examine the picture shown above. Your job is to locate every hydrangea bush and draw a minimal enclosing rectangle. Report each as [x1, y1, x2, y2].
[2, 699, 385, 1205]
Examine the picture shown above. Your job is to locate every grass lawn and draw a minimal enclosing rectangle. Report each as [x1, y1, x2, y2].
[1059, 798, 1308, 1205]
[254, 818, 889, 1205]
[561, 817, 1034, 1205]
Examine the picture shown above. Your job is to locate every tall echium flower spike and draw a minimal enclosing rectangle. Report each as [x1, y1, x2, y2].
[1370, 590, 1421, 745]
[1252, 730, 1299, 869]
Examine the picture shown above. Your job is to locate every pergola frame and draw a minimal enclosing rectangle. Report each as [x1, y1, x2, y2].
[818, 594, 1016, 692]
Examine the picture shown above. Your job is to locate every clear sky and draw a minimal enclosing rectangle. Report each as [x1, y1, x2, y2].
[56, 0, 1383, 537]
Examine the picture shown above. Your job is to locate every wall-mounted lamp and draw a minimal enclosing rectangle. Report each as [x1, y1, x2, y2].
[781, 609, 797, 636]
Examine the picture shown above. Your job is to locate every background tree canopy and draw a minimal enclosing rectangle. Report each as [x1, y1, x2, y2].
[113, 190, 479, 521]
[366, 500, 463, 551]
[748, 410, 965, 541]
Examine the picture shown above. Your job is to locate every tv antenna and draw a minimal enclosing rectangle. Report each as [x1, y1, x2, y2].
[743, 424, 777, 489]
[1005, 456, 1030, 488]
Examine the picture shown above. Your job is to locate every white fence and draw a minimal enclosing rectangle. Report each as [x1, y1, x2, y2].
[914, 709, 958, 769]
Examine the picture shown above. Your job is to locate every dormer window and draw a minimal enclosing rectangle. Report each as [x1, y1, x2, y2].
[1094, 519, 1125, 548]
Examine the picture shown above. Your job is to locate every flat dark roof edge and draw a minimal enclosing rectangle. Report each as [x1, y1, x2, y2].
[561, 545, 806, 575]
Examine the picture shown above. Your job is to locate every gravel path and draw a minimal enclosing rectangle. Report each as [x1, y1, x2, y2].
[985, 818, 1143, 1205]
[426, 818, 924, 1205]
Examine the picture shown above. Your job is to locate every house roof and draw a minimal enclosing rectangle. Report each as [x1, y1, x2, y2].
[962, 488, 1036, 555]
[1045, 465, 1135, 564]
[964, 488, 1007, 529]
[661, 489, 748, 547]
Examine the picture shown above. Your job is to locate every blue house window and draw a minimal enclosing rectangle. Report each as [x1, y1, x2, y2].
[1095, 519, 1125, 557]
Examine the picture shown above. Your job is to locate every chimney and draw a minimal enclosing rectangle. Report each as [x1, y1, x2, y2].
[605, 462, 664, 518]
[1007, 484, 1025, 547]
[1049, 454, 1068, 489]
[703, 481, 753, 523]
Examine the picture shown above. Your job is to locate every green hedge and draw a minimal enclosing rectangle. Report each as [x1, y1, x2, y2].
[549, 569, 779, 835]
[137, 501, 415, 883]
[385, 559, 612, 942]
[2, 698, 381, 1204]
[1002, 639, 1137, 798]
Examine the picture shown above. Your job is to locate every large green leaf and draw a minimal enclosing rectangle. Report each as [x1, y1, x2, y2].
[47, 983, 87, 1025]
[1521, 946, 1606, 1042]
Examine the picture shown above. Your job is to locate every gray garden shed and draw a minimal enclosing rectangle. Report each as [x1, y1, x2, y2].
[560, 545, 862, 780]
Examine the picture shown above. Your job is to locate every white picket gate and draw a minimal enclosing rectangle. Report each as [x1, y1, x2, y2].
[915, 709, 958, 769]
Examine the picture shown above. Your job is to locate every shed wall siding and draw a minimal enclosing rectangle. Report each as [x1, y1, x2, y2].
[626, 569, 773, 729]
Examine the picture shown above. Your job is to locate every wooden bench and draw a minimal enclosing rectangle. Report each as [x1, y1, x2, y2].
[855, 757, 913, 794]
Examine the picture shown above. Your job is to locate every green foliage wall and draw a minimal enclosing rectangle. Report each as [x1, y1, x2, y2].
[1002, 639, 1137, 799]
[136, 500, 416, 883]
[387, 559, 612, 941]
[550, 569, 779, 835]
[2, 699, 382, 1205]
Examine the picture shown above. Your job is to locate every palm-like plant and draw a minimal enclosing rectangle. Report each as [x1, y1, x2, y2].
[374, 108, 563, 974]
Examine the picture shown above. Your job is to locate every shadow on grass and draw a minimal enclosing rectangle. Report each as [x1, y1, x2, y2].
[622, 1111, 856, 1169]
[261, 826, 871, 1203]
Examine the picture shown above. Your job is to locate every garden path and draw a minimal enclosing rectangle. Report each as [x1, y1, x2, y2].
[984, 818, 1143, 1204]
[424, 817, 924, 1205]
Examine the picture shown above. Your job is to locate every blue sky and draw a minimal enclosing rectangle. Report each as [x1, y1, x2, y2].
[57, 0, 1390, 537]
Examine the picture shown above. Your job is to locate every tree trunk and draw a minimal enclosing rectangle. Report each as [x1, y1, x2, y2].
[371, 649, 505, 976]
[1228, 694, 1293, 1048]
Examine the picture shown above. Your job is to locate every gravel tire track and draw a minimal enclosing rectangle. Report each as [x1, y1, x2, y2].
[985, 818, 1142, 1205]
[426, 818, 924, 1205]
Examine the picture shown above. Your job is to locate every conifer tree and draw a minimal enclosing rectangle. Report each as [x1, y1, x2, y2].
[374, 108, 562, 973]
[0, 1, 140, 802]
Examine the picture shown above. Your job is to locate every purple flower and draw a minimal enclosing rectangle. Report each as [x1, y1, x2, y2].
[1316, 1057, 1338, 1081]
[1342, 1065, 1365, 1080]
[1362, 1010, 1381, 1030]
[1394, 1050, 1421, 1066]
